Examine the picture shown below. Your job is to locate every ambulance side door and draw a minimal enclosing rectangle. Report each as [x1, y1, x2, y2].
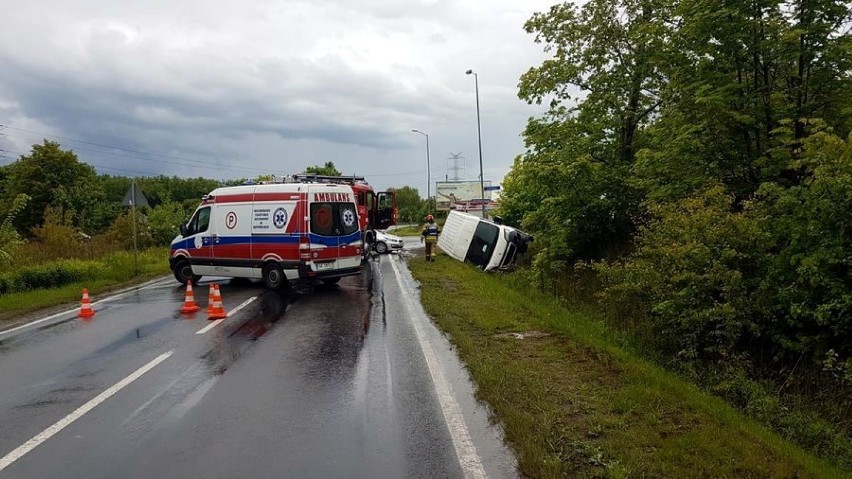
[211, 193, 254, 277]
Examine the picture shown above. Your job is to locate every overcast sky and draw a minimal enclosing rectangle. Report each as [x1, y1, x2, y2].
[0, 0, 556, 195]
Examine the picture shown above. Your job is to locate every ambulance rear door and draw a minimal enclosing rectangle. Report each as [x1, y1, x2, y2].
[308, 187, 361, 272]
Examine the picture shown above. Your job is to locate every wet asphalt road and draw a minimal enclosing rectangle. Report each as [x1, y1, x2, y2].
[0, 250, 517, 478]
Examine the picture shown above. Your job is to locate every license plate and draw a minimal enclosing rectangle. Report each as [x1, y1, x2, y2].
[315, 262, 334, 271]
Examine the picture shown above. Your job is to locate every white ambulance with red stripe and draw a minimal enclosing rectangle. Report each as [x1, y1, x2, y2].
[169, 181, 393, 289]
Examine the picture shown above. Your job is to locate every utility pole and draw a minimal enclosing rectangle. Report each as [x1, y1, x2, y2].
[121, 179, 147, 277]
[131, 179, 139, 276]
[465, 69, 486, 218]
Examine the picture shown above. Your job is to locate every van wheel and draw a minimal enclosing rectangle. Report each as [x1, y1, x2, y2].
[262, 262, 285, 290]
[375, 242, 388, 254]
[174, 259, 202, 285]
[321, 277, 341, 285]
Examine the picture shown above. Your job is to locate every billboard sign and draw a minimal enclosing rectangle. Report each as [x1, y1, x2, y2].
[435, 181, 497, 212]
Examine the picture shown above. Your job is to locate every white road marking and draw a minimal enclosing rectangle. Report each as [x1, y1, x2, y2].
[0, 350, 174, 472]
[389, 256, 487, 479]
[195, 296, 257, 335]
[0, 277, 172, 339]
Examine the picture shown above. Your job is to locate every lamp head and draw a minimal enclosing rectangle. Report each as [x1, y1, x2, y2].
[465, 69, 473, 75]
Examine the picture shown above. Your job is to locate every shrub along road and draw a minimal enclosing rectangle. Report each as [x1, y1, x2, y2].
[408, 255, 845, 478]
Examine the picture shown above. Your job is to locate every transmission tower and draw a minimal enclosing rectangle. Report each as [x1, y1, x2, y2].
[447, 152, 465, 181]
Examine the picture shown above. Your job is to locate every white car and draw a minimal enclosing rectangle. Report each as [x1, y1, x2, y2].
[373, 230, 404, 254]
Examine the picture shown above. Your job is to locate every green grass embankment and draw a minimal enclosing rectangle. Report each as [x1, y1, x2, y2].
[0, 248, 171, 322]
[408, 256, 845, 478]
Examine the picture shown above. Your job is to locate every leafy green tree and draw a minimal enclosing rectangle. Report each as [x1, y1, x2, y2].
[81, 201, 124, 235]
[600, 132, 852, 374]
[390, 186, 427, 223]
[597, 186, 766, 364]
[633, 0, 852, 202]
[503, 0, 672, 264]
[304, 162, 342, 176]
[1, 141, 99, 234]
[30, 206, 87, 260]
[0, 194, 29, 268]
[750, 132, 852, 367]
[103, 211, 152, 250]
[148, 201, 187, 245]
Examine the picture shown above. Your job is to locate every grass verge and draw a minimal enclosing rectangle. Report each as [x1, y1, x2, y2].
[0, 248, 171, 322]
[408, 255, 845, 478]
[391, 225, 423, 236]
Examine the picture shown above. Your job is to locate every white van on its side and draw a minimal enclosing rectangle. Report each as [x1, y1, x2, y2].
[437, 210, 533, 271]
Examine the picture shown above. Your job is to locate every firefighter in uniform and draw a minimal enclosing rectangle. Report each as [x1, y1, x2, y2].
[421, 215, 440, 262]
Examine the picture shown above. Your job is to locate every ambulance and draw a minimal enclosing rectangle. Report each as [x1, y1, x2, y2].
[169, 180, 395, 289]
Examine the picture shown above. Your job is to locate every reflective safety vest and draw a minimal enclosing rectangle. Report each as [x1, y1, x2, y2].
[422, 223, 439, 242]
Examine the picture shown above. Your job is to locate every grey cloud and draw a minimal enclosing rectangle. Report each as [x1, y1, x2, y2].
[0, 0, 556, 191]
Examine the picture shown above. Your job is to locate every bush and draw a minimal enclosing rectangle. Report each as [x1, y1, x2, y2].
[0, 194, 29, 270]
[597, 186, 765, 366]
[0, 259, 104, 293]
[147, 201, 187, 246]
[750, 132, 852, 369]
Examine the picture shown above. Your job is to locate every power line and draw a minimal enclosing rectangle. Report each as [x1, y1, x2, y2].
[0, 148, 175, 176]
[2, 124, 224, 169]
[1, 125, 429, 182]
[0, 128, 273, 176]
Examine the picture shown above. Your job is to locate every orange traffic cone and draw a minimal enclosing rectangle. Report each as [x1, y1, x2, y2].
[207, 284, 227, 320]
[79, 288, 95, 319]
[206, 284, 217, 314]
[180, 280, 201, 314]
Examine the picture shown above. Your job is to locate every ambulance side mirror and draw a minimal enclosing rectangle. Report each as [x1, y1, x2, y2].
[179, 223, 188, 237]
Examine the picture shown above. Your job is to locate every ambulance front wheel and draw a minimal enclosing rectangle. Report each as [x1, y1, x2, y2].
[263, 262, 285, 290]
[173, 259, 202, 285]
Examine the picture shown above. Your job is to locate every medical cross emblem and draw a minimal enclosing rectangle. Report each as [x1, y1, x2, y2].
[342, 209, 355, 227]
[273, 208, 288, 229]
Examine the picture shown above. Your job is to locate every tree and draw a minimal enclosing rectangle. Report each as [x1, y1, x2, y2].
[633, 0, 852, 203]
[103, 210, 152, 250]
[389, 186, 427, 223]
[304, 162, 342, 176]
[148, 201, 187, 246]
[1, 140, 100, 234]
[502, 0, 672, 264]
[0, 194, 29, 269]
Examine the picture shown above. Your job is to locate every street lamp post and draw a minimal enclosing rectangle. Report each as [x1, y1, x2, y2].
[411, 129, 431, 211]
[465, 69, 486, 217]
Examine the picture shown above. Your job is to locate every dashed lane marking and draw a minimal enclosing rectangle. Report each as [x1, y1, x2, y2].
[195, 296, 257, 335]
[0, 350, 174, 472]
